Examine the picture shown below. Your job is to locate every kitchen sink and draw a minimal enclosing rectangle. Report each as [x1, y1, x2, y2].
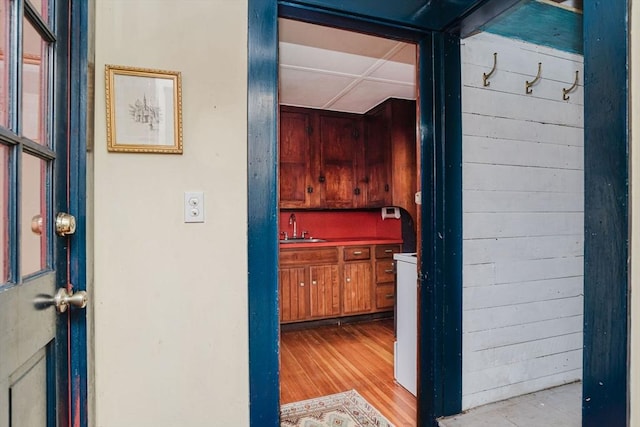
[279, 238, 327, 244]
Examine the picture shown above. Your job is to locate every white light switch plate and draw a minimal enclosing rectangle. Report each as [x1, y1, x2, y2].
[184, 191, 205, 223]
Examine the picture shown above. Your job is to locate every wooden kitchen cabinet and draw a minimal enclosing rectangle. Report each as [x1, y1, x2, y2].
[342, 262, 372, 314]
[366, 98, 417, 225]
[374, 244, 402, 310]
[280, 243, 399, 324]
[279, 100, 414, 210]
[279, 107, 317, 208]
[309, 264, 340, 318]
[318, 112, 364, 208]
[279, 247, 339, 324]
[279, 266, 308, 322]
[364, 108, 393, 207]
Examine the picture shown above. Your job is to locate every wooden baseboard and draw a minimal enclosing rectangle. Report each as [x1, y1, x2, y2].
[280, 311, 393, 332]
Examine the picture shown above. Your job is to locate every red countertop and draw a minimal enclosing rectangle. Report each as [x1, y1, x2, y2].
[279, 237, 403, 249]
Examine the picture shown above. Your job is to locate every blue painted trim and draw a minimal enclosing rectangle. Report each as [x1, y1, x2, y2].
[481, 0, 583, 55]
[247, 1, 516, 425]
[278, 2, 429, 39]
[582, 1, 629, 426]
[247, 1, 281, 426]
[416, 34, 438, 426]
[416, 32, 463, 426]
[50, 0, 72, 425]
[440, 32, 463, 417]
[67, 0, 89, 425]
[278, 0, 498, 31]
[46, 340, 56, 427]
[454, 0, 521, 37]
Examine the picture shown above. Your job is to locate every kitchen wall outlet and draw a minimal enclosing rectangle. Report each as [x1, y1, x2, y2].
[184, 191, 205, 223]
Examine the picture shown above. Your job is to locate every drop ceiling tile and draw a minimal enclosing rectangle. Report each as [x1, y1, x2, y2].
[280, 42, 379, 76]
[279, 18, 401, 59]
[390, 43, 418, 65]
[279, 67, 356, 108]
[369, 61, 416, 84]
[329, 80, 416, 114]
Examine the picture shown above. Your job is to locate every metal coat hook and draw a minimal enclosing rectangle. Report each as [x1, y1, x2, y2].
[525, 62, 542, 94]
[562, 71, 579, 100]
[483, 52, 497, 87]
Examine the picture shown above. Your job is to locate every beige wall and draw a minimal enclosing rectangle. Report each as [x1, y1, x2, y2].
[631, 1, 639, 425]
[91, 1, 249, 426]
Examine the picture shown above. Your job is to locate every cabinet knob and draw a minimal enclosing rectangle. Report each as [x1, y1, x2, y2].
[307, 186, 314, 193]
[385, 269, 394, 273]
[346, 277, 351, 283]
[353, 187, 361, 195]
[318, 175, 326, 183]
[300, 282, 305, 287]
[384, 184, 390, 192]
[312, 280, 317, 285]
[353, 251, 363, 255]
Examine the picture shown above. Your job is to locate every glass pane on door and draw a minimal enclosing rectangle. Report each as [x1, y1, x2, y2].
[27, 0, 51, 24]
[21, 153, 47, 276]
[0, 0, 8, 128]
[0, 143, 8, 283]
[21, 16, 50, 145]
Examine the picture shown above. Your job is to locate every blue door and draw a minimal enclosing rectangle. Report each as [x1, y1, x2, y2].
[0, 0, 87, 425]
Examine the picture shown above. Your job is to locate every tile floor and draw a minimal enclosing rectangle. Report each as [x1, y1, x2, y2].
[438, 382, 581, 427]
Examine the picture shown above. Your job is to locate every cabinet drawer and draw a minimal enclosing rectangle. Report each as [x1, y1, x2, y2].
[375, 244, 401, 259]
[280, 247, 339, 266]
[343, 246, 371, 261]
[376, 260, 395, 283]
[375, 284, 395, 309]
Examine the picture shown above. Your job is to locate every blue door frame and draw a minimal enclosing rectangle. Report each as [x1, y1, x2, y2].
[247, 1, 488, 425]
[63, 0, 90, 425]
[582, 2, 629, 426]
[248, 1, 631, 427]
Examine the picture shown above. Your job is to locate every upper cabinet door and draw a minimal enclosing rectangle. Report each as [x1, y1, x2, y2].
[279, 109, 316, 208]
[319, 113, 363, 208]
[364, 107, 393, 207]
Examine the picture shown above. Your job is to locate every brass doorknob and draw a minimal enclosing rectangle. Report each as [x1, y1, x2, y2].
[55, 212, 76, 236]
[50, 288, 88, 313]
[31, 214, 44, 235]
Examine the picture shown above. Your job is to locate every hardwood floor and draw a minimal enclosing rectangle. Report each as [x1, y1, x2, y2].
[280, 319, 417, 426]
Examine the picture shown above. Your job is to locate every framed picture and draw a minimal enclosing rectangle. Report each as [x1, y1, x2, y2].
[105, 65, 183, 154]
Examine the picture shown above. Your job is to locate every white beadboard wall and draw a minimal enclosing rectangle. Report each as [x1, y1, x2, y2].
[460, 32, 584, 410]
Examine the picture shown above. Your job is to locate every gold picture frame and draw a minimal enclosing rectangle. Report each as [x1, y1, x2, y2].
[105, 65, 183, 154]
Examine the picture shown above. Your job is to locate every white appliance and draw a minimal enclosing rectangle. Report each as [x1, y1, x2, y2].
[393, 252, 417, 396]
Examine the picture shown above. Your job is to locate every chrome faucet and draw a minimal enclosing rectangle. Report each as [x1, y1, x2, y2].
[289, 213, 297, 238]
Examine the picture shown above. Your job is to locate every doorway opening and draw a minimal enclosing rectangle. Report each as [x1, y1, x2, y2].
[277, 18, 420, 425]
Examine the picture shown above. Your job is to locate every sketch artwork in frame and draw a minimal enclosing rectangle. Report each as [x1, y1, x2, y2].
[105, 65, 183, 153]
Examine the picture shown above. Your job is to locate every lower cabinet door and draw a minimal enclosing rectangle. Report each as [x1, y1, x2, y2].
[309, 265, 340, 318]
[342, 262, 372, 314]
[279, 267, 308, 322]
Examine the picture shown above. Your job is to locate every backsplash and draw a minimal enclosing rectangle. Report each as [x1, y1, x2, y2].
[279, 209, 402, 240]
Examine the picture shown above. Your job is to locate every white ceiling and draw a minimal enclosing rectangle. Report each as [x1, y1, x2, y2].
[278, 19, 417, 114]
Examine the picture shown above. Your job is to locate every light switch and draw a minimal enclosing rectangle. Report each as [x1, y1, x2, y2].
[184, 191, 204, 223]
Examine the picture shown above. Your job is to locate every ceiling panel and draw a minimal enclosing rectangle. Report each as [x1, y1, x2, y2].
[279, 68, 355, 108]
[329, 80, 416, 114]
[279, 42, 380, 76]
[278, 18, 417, 114]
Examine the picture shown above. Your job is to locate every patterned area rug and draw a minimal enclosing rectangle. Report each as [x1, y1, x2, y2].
[281, 389, 395, 427]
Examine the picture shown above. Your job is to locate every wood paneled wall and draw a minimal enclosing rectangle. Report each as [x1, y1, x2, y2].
[460, 32, 584, 409]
